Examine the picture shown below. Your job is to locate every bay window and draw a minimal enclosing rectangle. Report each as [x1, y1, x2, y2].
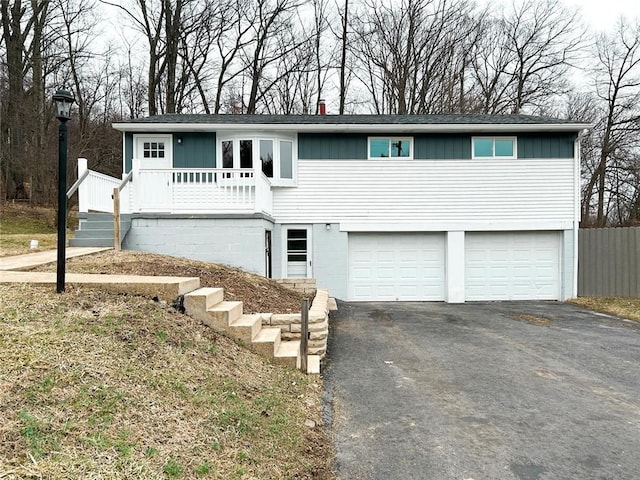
[218, 135, 296, 186]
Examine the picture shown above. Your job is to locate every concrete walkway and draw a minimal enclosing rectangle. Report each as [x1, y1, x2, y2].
[0, 248, 200, 301]
[0, 247, 111, 271]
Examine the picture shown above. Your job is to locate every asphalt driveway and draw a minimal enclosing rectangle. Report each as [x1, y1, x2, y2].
[323, 301, 640, 480]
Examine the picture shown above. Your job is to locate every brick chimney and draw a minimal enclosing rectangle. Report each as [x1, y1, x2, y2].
[318, 99, 326, 115]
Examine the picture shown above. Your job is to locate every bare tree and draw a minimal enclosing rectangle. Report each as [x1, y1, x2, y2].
[336, 0, 349, 114]
[263, 8, 331, 116]
[352, 0, 478, 114]
[101, 1, 164, 115]
[242, 0, 304, 114]
[471, 0, 586, 114]
[582, 19, 640, 226]
[211, 0, 253, 113]
[1, 0, 57, 202]
[115, 39, 148, 119]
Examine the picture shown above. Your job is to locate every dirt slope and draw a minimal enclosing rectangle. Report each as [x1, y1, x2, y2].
[38, 250, 312, 313]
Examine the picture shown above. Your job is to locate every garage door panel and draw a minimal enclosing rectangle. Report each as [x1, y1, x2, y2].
[399, 285, 418, 297]
[400, 268, 418, 280]
[349, 233, 445, 301]
[465, 232, 561, 301]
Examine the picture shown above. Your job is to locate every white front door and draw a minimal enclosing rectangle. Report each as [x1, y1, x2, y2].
[134, 135, 173, 211]
[284, 226, 312, 278]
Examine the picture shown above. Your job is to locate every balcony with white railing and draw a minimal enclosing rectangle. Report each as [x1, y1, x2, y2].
[75, 158, 273, 216]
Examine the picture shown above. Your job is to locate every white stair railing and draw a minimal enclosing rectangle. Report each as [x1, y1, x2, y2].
[73, 158, 124, 213]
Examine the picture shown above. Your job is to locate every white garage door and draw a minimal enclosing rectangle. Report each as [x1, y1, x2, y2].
[348, 233, 446, 301]
[465, 232, 561, 301]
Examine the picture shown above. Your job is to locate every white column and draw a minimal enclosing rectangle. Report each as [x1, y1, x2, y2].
[120, 173, 131, 214]
[131, 158, 140, 212]
[562, 229, 576, 300]
[77, 157, 88, 213]
[446, 231, 465, 303]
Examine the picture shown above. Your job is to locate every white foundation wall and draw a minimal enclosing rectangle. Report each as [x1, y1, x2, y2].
[124, 216, 273, 276]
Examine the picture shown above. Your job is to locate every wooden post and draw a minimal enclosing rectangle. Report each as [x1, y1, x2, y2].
[300, 298, 309, 373]
[113, 187, 121, 251]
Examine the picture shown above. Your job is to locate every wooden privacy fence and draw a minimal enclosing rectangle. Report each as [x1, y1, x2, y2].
[578, 227, 640, 297]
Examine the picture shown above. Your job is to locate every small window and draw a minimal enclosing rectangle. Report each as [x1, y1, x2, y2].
[142, 141, 165, 159]
[287, 229, 307, 262]
[472, 137, 516, 159]
[240, 140, 253, 169]
[368, 137, 412, 159]
[280, 140, 293, 179]
[222, 140, 233, 168]
[494, 139, 514, 157]
[260, 140, 274, 177]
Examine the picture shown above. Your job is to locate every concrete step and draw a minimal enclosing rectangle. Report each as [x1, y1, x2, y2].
[251, 327, 282, 358]
[184, 287, 225, 314]
[328, 297, 338, 311]
[69, 237, 114, 247]
[274, 340, 300, 368]
[81, 220, 116, 230]
[74, 229, 114, 238]
[228, 314, 262, 343]
[1, 271, 200, 302]
[73, 213, 132, 248]
[175, 285, 319, 374]
[79, 212, 113, 221]
[305, 355, 321, 375]
[205, 300, 243, 330]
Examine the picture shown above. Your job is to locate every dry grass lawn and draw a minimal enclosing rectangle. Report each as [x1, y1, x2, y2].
[0, 203, 75, 256]
[568, 297, 640, 322]
[0, 284, 333, 479]
[1, 203, 333, 479]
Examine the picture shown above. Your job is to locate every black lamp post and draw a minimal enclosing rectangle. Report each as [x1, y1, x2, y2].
[53, 88, 75, 293]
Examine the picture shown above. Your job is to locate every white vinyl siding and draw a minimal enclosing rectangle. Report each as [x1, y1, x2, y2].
[465, 232, 561, 300]
[348, 233, 445, 301]
[272, 158, 575, 225]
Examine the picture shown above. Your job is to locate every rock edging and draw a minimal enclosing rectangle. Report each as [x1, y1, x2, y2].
[260, 288, 330, 357]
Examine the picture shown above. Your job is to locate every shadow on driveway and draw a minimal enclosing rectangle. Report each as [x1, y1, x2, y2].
[323, 301, 640, 480]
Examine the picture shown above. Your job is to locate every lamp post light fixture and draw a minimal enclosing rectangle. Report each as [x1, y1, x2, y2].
[53, 87, 75, 293]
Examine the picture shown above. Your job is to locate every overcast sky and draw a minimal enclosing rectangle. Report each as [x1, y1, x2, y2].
[564, 0, 639, 30]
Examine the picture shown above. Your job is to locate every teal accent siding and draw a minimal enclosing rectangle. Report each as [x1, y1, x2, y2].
[518, 133, 575, 158]
[299, 133, 472, 160]
[298, 133, 367, 159]
[124, 130, 574, 169]
[125, 133, 134, 172]
[173, 132, 216, 168]
[414, 134, 471, 159]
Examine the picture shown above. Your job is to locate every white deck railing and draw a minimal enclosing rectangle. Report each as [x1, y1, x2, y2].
[74, 158, 273, 215]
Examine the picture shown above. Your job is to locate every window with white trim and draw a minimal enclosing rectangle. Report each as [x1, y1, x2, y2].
[218, 135, 296, 186]
[142, 141, 166, 158]
[472, 136, 517, 159]
[368, 137, 413, 159]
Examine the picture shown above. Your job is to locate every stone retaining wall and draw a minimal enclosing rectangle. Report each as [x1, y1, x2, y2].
[275, 278, 317, 295]
[260, 288, 329, 357]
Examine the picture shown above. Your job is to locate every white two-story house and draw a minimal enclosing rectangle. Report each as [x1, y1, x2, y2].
[74, 114, 589, 302]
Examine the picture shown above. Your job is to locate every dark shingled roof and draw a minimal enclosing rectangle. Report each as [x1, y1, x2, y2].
[119, 113, 580, 125]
